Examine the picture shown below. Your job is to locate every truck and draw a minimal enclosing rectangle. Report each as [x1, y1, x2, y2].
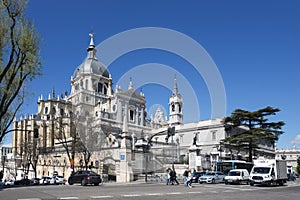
[249, 159, 287, 186]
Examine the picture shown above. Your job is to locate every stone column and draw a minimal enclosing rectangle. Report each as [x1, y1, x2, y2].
[117, 111, 133, 182]
[135, 107, 139, 125]
[188, 145, 201, 170]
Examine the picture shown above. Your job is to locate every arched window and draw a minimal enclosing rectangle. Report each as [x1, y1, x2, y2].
[97, 83, 103, 93]
[130, 110, 134, 122]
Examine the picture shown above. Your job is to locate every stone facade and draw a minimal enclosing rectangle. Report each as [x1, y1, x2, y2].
[11, 34, 276, 182]
[276, 146, 300, 173]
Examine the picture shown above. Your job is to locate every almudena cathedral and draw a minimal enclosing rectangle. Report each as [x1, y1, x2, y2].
[11, 35, 275, 182]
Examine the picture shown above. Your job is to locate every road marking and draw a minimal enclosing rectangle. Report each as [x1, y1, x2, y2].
[122, 194, 142, 197]
[145, 193, 162, 196]
[90, 196, 113, 199]
[168, 192, 183, 195]
[188, 191, 203, 194]
[58, 197, 79, 200]
[18, 199, 41, 200]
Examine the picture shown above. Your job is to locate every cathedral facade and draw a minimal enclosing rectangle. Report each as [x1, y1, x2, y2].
[11, 35, 275, 182]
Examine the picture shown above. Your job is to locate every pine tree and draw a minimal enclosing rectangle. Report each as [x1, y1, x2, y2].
[221, 106, 285, 162]
[296, 157, 300, 175]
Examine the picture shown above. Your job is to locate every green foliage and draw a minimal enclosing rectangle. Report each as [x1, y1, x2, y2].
[0, 0, 42, 143]
[221, 106, 285, 162]
[296, 157, 300, 175]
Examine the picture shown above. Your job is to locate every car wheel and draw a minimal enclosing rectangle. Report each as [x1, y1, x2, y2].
[225, 181, 228, 185]
[68, 178, 73, 185]
[81, 179, 86, 186]
[212, 179, 215, 184]
[94, 183, 99, 186]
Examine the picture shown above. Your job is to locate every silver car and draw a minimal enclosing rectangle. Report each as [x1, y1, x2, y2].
[199, 172, 226, 184]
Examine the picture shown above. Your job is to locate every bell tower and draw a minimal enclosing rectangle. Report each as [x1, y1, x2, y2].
[169, 77, 183, 125]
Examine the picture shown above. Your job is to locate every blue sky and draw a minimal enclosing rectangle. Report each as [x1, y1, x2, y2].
[3, 0, 300, 149]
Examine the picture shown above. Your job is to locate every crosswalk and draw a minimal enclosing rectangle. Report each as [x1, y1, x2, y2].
[16, 181, 300, 200]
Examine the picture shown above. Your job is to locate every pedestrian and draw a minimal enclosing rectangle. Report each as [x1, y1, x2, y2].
[186, 169, 193, 188]
[166, 168, 171, 185]
[0, 170, 3, 182]
[171, 168, 179, 185]
[183, 168, 189, 186]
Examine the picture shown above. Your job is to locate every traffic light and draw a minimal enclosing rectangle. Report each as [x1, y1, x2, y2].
[34, 128, 39, 138]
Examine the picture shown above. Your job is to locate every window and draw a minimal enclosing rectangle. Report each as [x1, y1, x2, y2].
[97, 83, 103, 93]
[60, 108, 64, 116]
[85, 79, 88, 89]
[212, 130, 216, 141]
[130, 110, 134, 121]
[52, 107, 56, 114]
[45, 107, 48, 114]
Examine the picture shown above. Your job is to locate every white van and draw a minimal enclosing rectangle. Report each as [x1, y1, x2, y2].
[224, 169, 250, 185]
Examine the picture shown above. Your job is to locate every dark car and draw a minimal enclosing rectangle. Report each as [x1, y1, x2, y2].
[68, 170, 102, 186]
[192, 171, 206, 183]
[30, 178, 40, 185]
[14, 178, 31, 186]
[287, 173, 297, 181]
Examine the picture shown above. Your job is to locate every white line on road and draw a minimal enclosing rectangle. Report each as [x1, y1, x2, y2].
[122, 194, 142, 197]
[90, 196, 114, 199]
[188, 191, 203, 194]
[17, 199, 41, 200]
[168, 192, 183, 195]
[145, 193, 162, 196]
[58, 197, 79, 200]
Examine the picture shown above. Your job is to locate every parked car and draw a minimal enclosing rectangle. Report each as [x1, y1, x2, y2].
[30, 178, 40, 185]
[192, 171, 206, 183]
[198, 171, 226, 184]
[50, 175, 66, 185]
[5, 180, 15, 186]
[287, 173, 297, 181]
[39, 176, 51, 185]
[68, 170, 102, 186]
[224, 169, 250, 185]
[14, 178, 31, 186]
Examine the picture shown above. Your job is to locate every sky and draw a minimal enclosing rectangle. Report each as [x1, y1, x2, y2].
[2, 0, 300, 150]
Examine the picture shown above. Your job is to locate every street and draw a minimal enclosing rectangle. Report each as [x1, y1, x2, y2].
[1, 180, 300, 200]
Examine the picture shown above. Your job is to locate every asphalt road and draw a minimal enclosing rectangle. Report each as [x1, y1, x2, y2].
[1, 180, 300, 200]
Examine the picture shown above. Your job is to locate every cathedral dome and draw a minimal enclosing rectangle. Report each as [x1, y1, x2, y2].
[72, 34, 110, 79]
[73, 57, 110, 79]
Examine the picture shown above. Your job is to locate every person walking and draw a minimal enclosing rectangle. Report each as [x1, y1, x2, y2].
[166, 168, 171, 185]
[171, 168, 179, 185]
[185, 169, 193, 188]
[183, 168, 189, 186]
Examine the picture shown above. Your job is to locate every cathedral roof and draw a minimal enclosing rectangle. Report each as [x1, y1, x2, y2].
[117, 89, 146, 103]
[73, 34, 110, 79]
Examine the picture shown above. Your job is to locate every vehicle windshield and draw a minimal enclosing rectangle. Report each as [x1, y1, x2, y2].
[252, 167, 270, 174]
[206, 172, 216, 176]
[87, 171, 98, 175]
[228, 171, 240, 176]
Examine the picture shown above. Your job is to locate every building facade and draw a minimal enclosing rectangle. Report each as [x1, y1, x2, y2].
[11, 34, 276, 182]
[276, 146, 300, 174]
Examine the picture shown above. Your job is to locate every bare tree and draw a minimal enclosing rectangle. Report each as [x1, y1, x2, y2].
[0, 0, 42, 143]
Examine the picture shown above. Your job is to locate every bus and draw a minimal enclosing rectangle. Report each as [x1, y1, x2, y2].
[216, 160, 253, 174]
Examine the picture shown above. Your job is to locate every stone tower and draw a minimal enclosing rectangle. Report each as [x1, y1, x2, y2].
[169, 77, 183, 125]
